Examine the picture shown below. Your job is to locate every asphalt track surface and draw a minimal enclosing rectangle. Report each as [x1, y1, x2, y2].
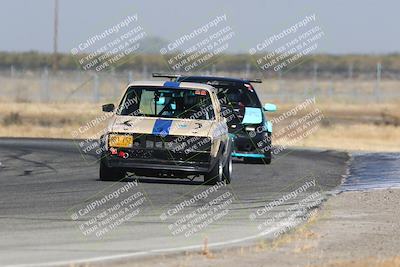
[0, 138, 349, 266]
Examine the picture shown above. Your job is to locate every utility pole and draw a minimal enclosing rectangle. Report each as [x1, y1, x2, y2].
[52, 0, 59, 72]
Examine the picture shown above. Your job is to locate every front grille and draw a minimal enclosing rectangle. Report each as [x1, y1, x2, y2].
[132, 134, 212, 152]
[112, 134, 211, 162]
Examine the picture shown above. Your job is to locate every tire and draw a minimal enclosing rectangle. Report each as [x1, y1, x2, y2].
[263, 149, 272, 164]
[204, 159, 223, 185]
[264, 132, 272, 164]
[223, 154, 232, 184]
[99, 158, 126, 181]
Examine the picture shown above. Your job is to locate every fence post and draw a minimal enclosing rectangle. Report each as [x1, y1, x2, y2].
[10, 65, 15, 78]
[93, 73, 99, 103]
[328, 80, 334, 99]
[142, 64, 148, 79]
[278, 70, 285, 102]
[374, 62, 381, 102]
[312, 63, 318, 94]
[128, 71, 133, 83]
[245, 63, 250, 78]
[112, 69, 118, 100]
[41, 67, 49, 102]
[348, 63, 353, 80]
[348, 63, 356, 100]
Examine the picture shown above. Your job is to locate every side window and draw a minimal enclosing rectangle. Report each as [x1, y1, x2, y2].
[139, 90, 155, 114]
[118, 89, 140, 115]
[211, 91, 220, 119]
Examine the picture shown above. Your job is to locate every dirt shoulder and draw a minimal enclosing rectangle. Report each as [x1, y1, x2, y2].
[109, 188, 400, 267]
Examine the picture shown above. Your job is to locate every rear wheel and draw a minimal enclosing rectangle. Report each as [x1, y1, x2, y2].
[99, 159, 126, 181]
[204, 159, 223, 185]
[263, 149, 272, 164]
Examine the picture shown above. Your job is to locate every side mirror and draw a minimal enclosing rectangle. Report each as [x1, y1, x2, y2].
[263, 103, 277, 112]
[102, 103, 115, 112]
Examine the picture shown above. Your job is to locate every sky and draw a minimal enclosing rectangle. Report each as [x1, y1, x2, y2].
[1, 0, 399, 54]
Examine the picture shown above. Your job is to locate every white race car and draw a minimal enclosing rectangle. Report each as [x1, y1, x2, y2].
[99, 81, 232, 185]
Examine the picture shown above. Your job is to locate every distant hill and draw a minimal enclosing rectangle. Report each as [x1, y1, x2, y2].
[0, 50, 399, 78]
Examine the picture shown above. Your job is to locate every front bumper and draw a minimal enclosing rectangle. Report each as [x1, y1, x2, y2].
[230, 131, 271, 159]
[102, 133, 215, 175]
[104, 152, 212, 174]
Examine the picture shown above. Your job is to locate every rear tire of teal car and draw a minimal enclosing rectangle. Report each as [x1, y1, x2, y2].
[263, 150, 272, 164]
[99, 158, 126, 181]
[262, 148, 272, 164]
[204, 159, 223, 185]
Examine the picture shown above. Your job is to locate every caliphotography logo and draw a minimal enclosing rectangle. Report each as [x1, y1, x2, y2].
[71, 13, 147, 72]
[160, 14, 235, 72]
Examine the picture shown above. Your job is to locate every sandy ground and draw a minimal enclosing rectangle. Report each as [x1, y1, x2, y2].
[104, 188, 400, 267]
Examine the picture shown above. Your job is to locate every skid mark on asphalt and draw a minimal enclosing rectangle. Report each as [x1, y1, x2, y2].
[0, 148, 58, 176]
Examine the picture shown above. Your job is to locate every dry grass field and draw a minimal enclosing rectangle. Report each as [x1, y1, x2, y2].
[274, 101, 400, 151]
[1, 72, 399, 151]
[1, 100, 399, 152]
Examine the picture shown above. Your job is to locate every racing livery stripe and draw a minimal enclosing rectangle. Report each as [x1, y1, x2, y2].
[152, 119, 173, 136]
[163, 81, 180, 88]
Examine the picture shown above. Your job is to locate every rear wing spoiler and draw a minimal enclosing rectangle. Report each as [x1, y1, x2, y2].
[152, 73, 262, 83]
[246, 79, 262, 83]
[152, 73, 181, 80]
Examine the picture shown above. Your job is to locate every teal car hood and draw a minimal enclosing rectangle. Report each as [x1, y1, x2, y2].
[241, 107, 263, 124]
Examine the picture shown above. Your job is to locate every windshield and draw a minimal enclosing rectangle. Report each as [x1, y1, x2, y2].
[117, 86, 215, 120]
[177, 78, 261, 108]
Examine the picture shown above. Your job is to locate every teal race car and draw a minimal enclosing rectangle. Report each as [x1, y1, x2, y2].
[153, 73, 277, 164]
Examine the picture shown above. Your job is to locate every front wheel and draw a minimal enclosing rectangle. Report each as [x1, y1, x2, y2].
[223, 154, 232, 184]
[99, 158, 126, 181]
[204, 159, 223, 185]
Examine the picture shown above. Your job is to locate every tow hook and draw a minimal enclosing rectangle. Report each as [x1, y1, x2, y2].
[118, 151, 129, 159]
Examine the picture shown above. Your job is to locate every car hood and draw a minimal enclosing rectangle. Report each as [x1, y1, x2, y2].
[241, 107, 263, 124]
[109, 116, 215, 137]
